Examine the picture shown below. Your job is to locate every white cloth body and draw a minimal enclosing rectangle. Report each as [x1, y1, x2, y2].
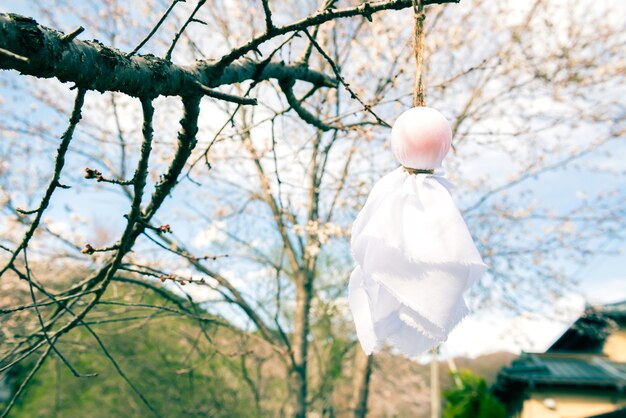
[349, 167, 487, 357]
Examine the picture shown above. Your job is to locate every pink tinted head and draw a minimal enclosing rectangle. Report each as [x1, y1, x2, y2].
[391, 107, 452, 169]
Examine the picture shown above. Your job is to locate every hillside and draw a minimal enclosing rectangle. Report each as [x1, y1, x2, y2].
[1, 276, 515, 417]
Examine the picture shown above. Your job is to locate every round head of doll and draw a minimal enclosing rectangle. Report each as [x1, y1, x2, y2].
[391, 107, 452, 170]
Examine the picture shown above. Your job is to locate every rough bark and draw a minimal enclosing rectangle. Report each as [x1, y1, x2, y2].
[0, 13, 337, 98]
[430, 348, 441, 418]
[292, 269, 314, 418]
[352, 350, 373, 418]
[0, 0, 460, 99]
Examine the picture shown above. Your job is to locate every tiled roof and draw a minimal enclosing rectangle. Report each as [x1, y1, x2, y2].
[586, 407, 626, 418]
[498, 353, 626, 388]
[549, 300, 626, 352]
[601, 301, 626, 318]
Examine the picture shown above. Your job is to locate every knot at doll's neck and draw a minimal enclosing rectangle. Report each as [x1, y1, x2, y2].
[402, 166, 434, 175]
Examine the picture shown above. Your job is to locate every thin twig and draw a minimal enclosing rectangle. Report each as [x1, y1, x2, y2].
[302, 29, 390, 127]
[0, 46, 29, 62]
[60, 26, 84, 42]
[82, 320, 164, 417]
[280, 79, 337, 131]
[261, 0, 274, 32]
[165, 0, 207, 61]
[0, 290, 97, 315]
[185, 32, 300, 177]
[0, 88, 86, 277]
[214, 0, 460, 70]
[1, 345, 52, 418]
[23, 250, 97, 377]
[127, 0, 184, 57]
[110, 94, 129, 182]
[0, 96, 203, 405]
[28, 273, 163, 418]
[195, 82, 258, 105]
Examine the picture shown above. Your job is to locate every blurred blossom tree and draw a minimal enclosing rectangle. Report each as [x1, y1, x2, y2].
[0, 0, 624, 417]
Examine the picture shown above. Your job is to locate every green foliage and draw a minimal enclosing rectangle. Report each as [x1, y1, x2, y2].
[443, 370, 506, 418]
[2, 283, 264, 418]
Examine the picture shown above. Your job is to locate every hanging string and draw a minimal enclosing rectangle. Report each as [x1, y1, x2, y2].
[412, 0, 426, 107]
[412, 2, 441, 415]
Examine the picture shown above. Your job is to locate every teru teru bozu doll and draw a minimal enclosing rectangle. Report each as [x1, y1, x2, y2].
[349, 107, 487, 357]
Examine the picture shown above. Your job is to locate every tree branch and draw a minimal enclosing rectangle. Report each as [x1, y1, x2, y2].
[0, 14, 337, 99]
[215, 0, 460, 68]
[0, 345, 52, 418]
[0, 88, 86, 276]
[195, 82, 258, 105]
[127, 0, 184, 57]
[279, 79, 336, 131]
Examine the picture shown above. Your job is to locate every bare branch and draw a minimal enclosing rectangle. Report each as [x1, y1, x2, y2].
[0, 46, 29, 63]
[0, 14, 337, 99]
[0, 88, 86, 276]
[165, 0, 207, 61]
[261, 0, 274, 32]
[60, 25, 84, 42]
[302, 29, 390, 127]
[280, 79, 336, 131]
[215, 0, 460, 68]
[23, 250, 97, 378]
[127, 0, 184, 57]
[0, 345, 52, 418]
[195, 82, 258, 105]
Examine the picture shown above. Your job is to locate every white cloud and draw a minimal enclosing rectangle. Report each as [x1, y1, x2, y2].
[444, 294, 586, 358]
[581, 276, 626, 304]
[192, 221, 227, 247]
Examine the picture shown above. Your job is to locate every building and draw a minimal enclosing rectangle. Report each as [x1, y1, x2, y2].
[493, 301, 626, 418]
